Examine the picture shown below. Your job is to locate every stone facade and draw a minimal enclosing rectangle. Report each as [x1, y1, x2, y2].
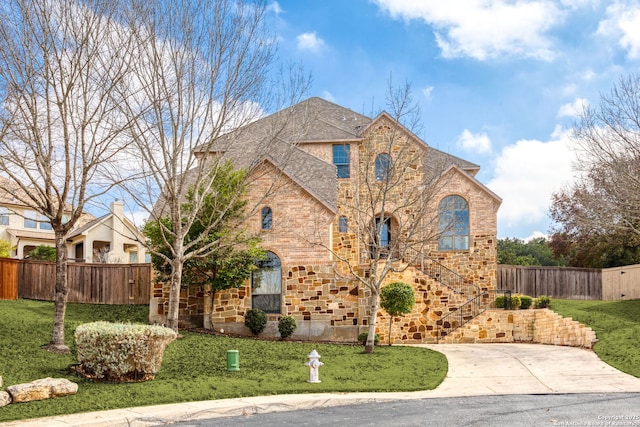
[149, 98, 502, 343]
[441, 309, 598, 348]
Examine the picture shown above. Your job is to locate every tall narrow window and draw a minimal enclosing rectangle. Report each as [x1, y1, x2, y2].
[338, 216, 348, 233]
[251, 251, 282, 313]
[0, 207, 9, 226]
[438, 195, 470, 251]
[376, 217, 391, 249]
[375, 153, 391, 181]
[261, 207, 272, 230]
[333, 144, 350, 178]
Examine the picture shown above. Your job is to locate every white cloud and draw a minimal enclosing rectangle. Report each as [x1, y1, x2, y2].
[296, 32, 326, 53]
[524, 230, 548, 242]
[422, 86, 434, 99]
[488, 126, 576, 229]
[371, 0, 567, 61]
[457, 129, 492, 154]
[268, 1, 283, 15]
[598, 1, 640, 59]
[557, 98, 588, 118]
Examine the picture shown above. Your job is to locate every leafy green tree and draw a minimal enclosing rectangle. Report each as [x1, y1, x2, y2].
[498, 237, 564, 266]
[0, 240, 10, 258]
[28, 245, 57, 262]
[380, 282, 415, 346]
[144, 162, 264, 328]
[549, 230, 640, 268]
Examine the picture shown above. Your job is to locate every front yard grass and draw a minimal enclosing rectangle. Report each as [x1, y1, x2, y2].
[550, 299, 640, 378]
[0, 299, 447, 422]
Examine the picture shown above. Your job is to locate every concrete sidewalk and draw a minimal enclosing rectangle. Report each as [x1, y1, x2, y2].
[2, 344, 640, 427]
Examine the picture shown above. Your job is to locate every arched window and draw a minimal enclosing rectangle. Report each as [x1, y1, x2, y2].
[251, 251, 281, 313]
[261, 207, 272, 230]
[375, 153, 391, 181]
[438, 195, 469, 251]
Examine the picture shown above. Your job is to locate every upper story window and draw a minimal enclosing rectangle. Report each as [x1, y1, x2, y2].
[24, 210, 37, 229]
[338, 216, 348, 233]
[261, 207, 272, 230]
[375, 153, 391, 181]
[333, 144, 350, 178]
[0, 207, 9, 226]
[23, 210, 52, 230]
[438, 195, 469, 251]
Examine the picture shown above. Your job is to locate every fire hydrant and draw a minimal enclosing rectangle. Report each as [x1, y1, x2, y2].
[305, 349, 323, 383]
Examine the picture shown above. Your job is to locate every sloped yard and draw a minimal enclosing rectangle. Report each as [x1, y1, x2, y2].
[551, 299, 640, 377]
[0, 300, 446, 422]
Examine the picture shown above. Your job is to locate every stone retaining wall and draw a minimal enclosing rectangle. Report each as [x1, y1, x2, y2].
[442, 308, 598, 348]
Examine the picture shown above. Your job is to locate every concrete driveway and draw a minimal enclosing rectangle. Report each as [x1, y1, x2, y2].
[420, 343, 640, 395]
[2, 344, 640, 427]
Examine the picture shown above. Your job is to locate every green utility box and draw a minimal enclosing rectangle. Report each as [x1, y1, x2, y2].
[227, 350, 239, 371]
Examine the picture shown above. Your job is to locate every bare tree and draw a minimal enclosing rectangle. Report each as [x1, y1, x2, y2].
[551, 74, 640, 245]
[0, 0, 136, 352]
[313, 81, 453, 353]
[117, 0, 309, 331]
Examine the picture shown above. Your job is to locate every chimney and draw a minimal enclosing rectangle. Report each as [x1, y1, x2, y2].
[110, 199, 124, 218]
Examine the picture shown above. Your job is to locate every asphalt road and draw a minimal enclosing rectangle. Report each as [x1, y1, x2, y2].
[165, 393, 640, 427]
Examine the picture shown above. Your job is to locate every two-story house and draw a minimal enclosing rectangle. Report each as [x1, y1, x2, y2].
[0, 178, 146, 263]
[149, 97, 501, 343]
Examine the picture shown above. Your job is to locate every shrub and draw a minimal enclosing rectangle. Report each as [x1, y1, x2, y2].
[536, 295, 552, 308]
[495, 294, 523, 309]
[28, 245, 56, 261]
[357, 332, 380, 346]
[520, 295, 533, 309]
[244, 308, 267, 335]
[278, 315, 297, 339]
[510, 295, 522, 309]
[74, 321, 176, 382]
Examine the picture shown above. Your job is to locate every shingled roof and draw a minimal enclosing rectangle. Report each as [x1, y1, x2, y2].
[184, 97, 480, 214]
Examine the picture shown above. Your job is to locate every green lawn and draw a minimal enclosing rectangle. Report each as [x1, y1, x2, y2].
[0, 299, 447, 422]
[550, 299, 640, 378]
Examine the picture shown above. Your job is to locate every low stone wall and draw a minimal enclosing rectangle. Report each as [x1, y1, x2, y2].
[442, 309, 598, 348]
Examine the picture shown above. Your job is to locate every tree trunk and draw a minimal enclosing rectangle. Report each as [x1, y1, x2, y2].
[364, 293, 379, 353]
[203, 284, 212, 329]
[45, 231, 70, 353]
[388, 315, 393, 346]
[166, 258, 183, 332]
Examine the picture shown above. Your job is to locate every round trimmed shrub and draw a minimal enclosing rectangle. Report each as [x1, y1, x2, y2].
[278, 315, 297, 339]
[244, 308, 267, 335]
[520, 295, 533, 309]
[536, 295, 552, 308]
[74, 321, 176, 382]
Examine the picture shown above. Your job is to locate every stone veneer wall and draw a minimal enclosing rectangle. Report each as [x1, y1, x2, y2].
[441, 309, 598, 348]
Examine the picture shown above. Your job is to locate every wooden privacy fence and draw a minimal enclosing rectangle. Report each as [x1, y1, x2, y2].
[0, 258, 19, 300]
[0, 258, 150, 304]
[497, 265, 602, 300]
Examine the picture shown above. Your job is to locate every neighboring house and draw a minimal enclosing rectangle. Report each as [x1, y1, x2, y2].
[0, 179, 145, 264]
[67, 200, 147, 263]
[0, 177, 89, 258]
[150, 97, 502, 343]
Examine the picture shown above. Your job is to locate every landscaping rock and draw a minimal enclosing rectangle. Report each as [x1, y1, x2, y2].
[7, 378, 78, 403]
[0, 391, 11, 407]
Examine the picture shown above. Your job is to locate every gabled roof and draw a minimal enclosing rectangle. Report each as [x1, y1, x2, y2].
[66, 214, 109, 239]
[181, 97, 487, 215]
[441, 165, 503, 204]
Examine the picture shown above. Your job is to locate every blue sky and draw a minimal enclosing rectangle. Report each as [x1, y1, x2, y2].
[265, 0, 640, 239]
